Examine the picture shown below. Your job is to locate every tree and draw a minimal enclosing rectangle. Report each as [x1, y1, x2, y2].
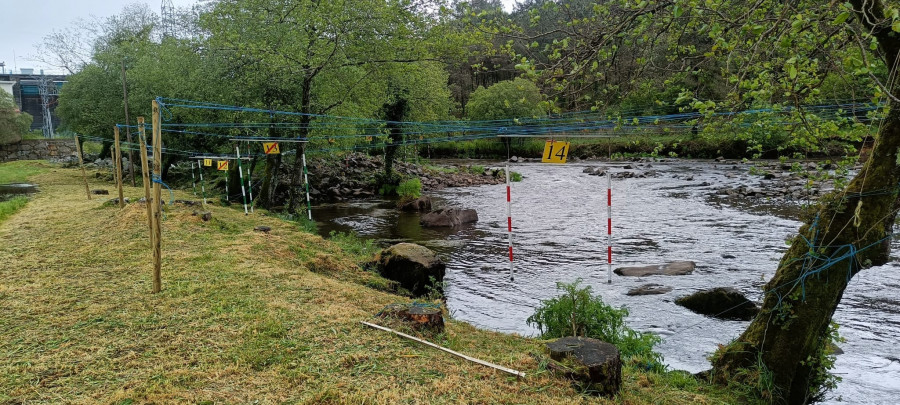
[0, 90, 33, 145]
[200, 0, 459, 211]
[465, 77, 545, 120]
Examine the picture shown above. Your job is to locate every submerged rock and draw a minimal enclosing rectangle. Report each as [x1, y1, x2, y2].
[420, 208, 478, 227]
[626, 284, 673, 296]
[375, 243, 445, 296]
[398, 196, 432, 212]
[614, 261, 695, 277]
[675, 287, 759, 321]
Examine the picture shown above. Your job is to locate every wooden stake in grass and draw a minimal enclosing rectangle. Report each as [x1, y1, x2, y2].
[113, 125, 125, 208]
[151, 101, 163, 294]
[74, 135, 91, 200]
[138, 117, 153, 248]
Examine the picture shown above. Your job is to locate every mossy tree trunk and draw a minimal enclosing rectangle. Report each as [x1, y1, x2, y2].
[382, 89, 409, 183]
[711, 2, 900, 403]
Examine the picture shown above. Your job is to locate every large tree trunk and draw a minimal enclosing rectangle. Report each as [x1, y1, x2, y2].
[711, 3, 900, 402]
[287, 73, 313, 214]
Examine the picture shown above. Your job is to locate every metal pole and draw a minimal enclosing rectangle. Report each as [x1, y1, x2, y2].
[506, 163, 514, 281]
[302, 147, 312, 221]
[236, 145, 248, 215]
[191, 161, 197, 195]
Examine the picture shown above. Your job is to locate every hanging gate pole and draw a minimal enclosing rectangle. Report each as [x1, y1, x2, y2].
[301, 146, 312, 221]
[191, 160, 197, 195]
[197, 160, 207, 206]
[607, 172, 612, 284]
[506, 163, 514, 281]
[236, 146, 249, 215]
[246, 142, 254, 213]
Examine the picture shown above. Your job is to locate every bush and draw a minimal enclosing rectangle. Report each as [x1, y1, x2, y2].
[527, 280, 663, 370]
[396, 177, 422, 203]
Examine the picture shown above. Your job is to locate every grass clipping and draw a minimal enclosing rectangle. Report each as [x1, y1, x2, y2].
[0, 164, 756, 404]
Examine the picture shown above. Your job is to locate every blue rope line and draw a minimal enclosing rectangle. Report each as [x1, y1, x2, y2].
[151, 174, 175, 207]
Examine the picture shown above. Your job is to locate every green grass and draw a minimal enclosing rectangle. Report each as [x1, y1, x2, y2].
[0, 196, 28, 224]
[0, 161, 48, 184]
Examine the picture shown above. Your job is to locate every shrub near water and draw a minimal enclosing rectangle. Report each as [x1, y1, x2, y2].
[527, 280, 664, 371]
[396, 177, 422, 204]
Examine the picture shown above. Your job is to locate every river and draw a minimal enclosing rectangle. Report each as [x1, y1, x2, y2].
[315, 160, 900, 404]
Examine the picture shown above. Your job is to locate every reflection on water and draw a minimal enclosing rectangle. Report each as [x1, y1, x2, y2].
[314, 161, 900, 404]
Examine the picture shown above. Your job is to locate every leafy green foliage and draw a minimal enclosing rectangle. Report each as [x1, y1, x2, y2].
[396, 178, 422, 202]
[0, 91, 32, 145]
[527, 280, 662, 370]
[465, 78, 545, 120]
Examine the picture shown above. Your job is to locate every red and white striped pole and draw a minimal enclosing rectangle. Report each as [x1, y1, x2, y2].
[607, 171, 612, 283]
[506, 163, 515, 281]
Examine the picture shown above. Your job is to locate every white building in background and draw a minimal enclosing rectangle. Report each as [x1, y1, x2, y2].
[0, 81, 13, 97]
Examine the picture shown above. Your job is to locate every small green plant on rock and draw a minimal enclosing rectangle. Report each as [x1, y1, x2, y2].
[396, 177, 422, 204]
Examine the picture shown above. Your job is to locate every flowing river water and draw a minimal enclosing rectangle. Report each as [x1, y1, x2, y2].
[315, 160, 900, 404]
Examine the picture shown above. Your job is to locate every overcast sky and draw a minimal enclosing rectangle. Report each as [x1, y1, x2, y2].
[0, 0, 520, 75]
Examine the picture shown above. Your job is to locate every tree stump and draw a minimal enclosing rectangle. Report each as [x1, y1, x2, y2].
[546, 336, 622, 397]
[377, 304, 444, 332]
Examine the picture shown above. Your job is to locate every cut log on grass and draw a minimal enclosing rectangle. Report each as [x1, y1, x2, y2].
[377, 304, 444, 332]
[546, 336, 622, 397]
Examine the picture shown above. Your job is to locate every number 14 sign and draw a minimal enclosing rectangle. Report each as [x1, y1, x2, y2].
[541, 140, 570, 164]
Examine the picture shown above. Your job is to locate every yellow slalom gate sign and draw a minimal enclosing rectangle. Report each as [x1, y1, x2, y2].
[263, 142, 280, 154]
[542, 140, 570, 164]
[203, 158, 212, 167]
[217, 160, 229, 171]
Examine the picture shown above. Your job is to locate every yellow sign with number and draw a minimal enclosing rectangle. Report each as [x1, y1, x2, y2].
[217, 160, 229, 171]
[203, 159, 212, 167]
[541, 141, 570, 164]
[263, 142, 280, 154]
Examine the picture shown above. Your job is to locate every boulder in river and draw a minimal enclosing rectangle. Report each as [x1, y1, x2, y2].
[375, 243, 445, 296]
[614, 261, 695, 277]
[546, 336, 622, 397]
[675, 287, 759, 321]
[626, 284, 673, 296]
[420, 208, 478, 227]
[398, 196, 432, 212]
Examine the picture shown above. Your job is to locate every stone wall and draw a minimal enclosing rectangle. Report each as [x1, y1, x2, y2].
[0, 139, 77, 162]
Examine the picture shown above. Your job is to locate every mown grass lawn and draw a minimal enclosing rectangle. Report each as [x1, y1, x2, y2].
[0, 162, 756, 404]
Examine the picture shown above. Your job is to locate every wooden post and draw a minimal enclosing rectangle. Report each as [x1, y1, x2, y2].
[138, 118, 153, 245]
[121, 60, 136, 187]
[74, 135, 91, 200]
[113, 125, 125, 208]
[151, 101, 163, 294]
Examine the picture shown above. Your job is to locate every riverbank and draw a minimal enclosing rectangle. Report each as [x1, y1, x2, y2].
[0, 161, 763, 403]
